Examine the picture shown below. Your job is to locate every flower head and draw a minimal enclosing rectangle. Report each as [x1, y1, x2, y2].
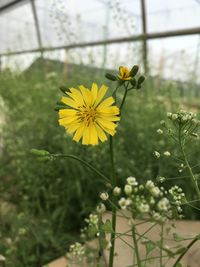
[118, 66, 132, 80]
[58, 83, 120, 145]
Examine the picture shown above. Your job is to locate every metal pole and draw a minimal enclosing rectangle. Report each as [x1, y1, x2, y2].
[2, 27, 200, 57]
[30, 0, 43, 57]
[140, 0, 148, 73]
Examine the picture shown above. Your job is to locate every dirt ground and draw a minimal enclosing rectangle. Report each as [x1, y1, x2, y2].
[47, 213, 200, 267]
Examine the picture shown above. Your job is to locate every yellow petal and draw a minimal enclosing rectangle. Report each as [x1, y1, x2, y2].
[67, 87, 85, 106]
[73, 124, 85, 142]
[88, 124, 98, 145]
[95, 123, 108, 142]
[96, 96, 115, 110]
[91, 83, 98, 104]
[59, 117, 77, 126]
[59, 109, 77, 118]
[93, 85, 108, 107]
[96, 118, 117, 137]
[98, 115, 120, 122]
[79, 85, 93, 107]
[61, 96, 78, 109]
[67, 123, 81, 134]
[82, 126, 90, 145]
[99, 106, 120, 115]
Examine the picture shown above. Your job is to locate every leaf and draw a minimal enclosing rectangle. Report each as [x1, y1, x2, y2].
[173, 233, 184, 242]
[101, 219, 113, 233]
[100, 238, 109, 250]
[145, 241, 156, 255]
[174, 263, 182, 267]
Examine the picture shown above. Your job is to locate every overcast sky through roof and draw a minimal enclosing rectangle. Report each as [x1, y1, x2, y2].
[0, 0, 200, 80]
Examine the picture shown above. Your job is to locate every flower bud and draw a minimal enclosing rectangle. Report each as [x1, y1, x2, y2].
[113, 186, 121, 196]
[100, 192, 109, 201]
[105, 73, 117, 81]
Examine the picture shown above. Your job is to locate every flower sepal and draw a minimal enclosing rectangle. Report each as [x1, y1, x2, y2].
[105, 73, 117, 81]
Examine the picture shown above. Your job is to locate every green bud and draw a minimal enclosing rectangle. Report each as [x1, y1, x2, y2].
[130, 65, 139, 77]
[30, 149, 50, 157]
[37, 156, 52, 162]
[136, 84, 142, 90]
[138, 75, 145, 84]
[130, 78, 136, 88]
[59, 85, 70, 94]
[105, 73, 117, 81]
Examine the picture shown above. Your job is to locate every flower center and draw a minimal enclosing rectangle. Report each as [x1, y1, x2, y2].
[77, 106, 97, 126]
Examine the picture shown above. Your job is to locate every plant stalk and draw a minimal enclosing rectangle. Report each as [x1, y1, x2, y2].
[178, 127, 200, 198]
[132, 225, 142, 267]
[108, 136, 117, 267]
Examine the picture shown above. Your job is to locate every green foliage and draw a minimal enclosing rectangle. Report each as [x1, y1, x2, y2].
[0, 63, 199, 266]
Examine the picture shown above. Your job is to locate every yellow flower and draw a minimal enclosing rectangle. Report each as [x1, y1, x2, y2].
[58, 83, 120, 145]
[118, 66, 132, 80]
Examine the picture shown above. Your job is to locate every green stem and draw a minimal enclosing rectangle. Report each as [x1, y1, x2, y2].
[97, 213, 104, 264]
[119, 83, 128, 111]
[132, 225, 142, 267]
[172, 237, 199, 267]
[178, 127, 200, 198]
[108, 136, 117, 267]
[53, 154, 109, 183]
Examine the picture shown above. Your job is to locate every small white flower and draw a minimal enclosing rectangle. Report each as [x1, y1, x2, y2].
[100, 192, 109, 201]
[118, 197, 131, 210]
[96, 203, 106, 214]
[127, 177, 138, 186]
[171, 114, 178, 120]
[163, 151, 171, 157]
[154, 151, 160, 158]
[124, 184, 132, 195]
[138, 203, 150, 213]
[145, 180, 154, 190]
[167, 112, 172, 118]
[113, 186, 121, 196]
[157, 198, 170, 211]
[150, 186, 160, 197]
[0, 255, 6, 262]
[157, 129, 163, 135]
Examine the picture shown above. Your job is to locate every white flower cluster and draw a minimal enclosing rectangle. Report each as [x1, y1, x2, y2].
[85, 213, 98, 227]
[167, 110, 199, 125]
[169, 185, 185, 212]
[66, 242, 86, 262]
[116, 176, 184, 222]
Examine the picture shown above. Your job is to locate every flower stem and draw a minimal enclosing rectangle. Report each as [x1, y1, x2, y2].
[53, 153, 109, 183]
[119, 83, 128, 111]
[108, 136, 117, 267]
[132, 225, 142, 267]
[172, 236, 199, 267]
[178, 127, 200, 199]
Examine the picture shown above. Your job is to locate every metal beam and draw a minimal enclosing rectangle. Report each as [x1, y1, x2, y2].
[0, 0, 26, 13]
[140, 0, 148, 73]
[30, 0, 43, 56]
[1, 27, 200, 57]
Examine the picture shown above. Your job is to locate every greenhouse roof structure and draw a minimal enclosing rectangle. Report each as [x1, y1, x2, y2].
[1, 0, 200, 80]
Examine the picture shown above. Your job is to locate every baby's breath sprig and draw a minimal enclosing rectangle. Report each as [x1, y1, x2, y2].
[159, 110, 200, 199]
